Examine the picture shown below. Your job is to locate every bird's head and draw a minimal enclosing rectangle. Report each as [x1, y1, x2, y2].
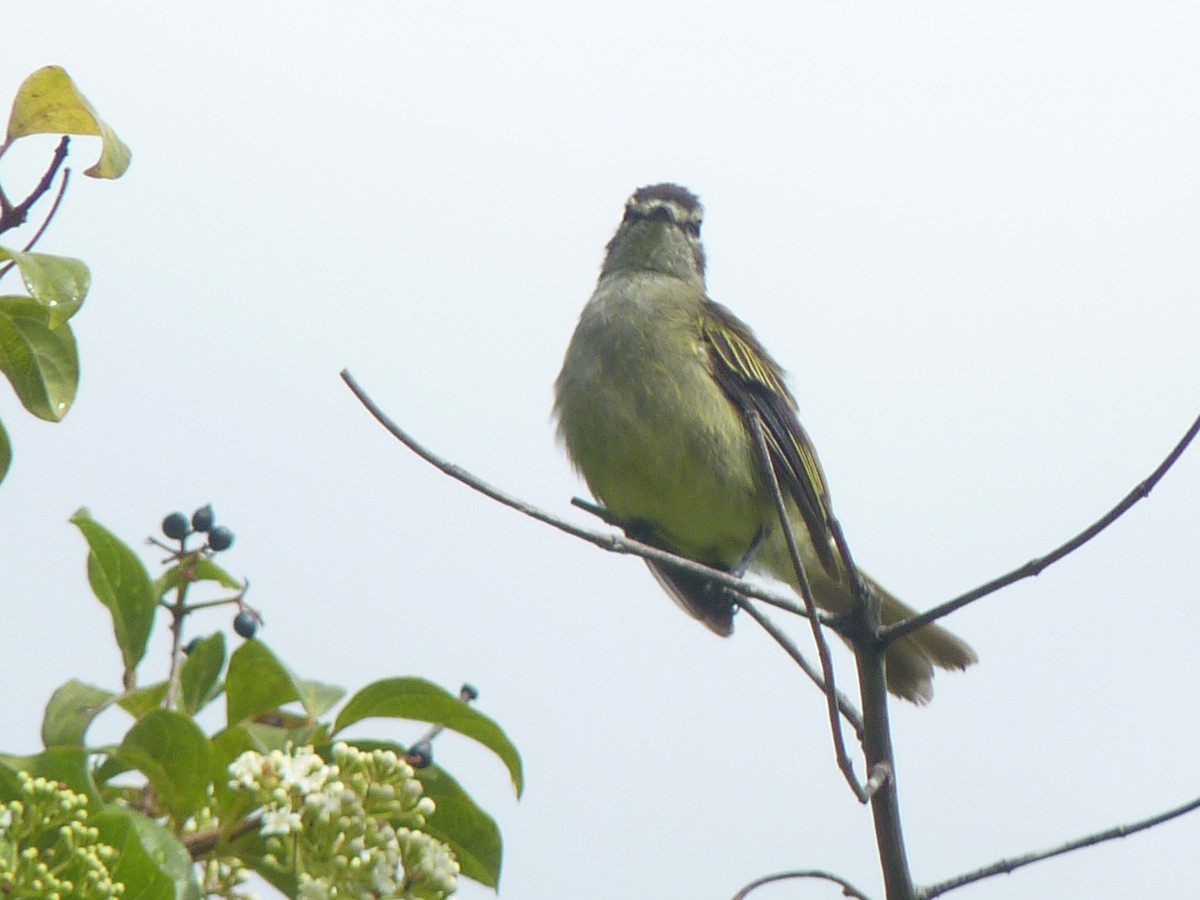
[601, 183, 707, 287]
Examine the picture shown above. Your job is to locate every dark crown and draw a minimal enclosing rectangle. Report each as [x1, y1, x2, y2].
[624, 183, 704, 233]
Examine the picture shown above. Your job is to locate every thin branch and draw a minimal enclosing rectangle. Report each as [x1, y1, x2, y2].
[745, 410, 865, 800]
[17, 167, 70, 254]
[731, 869, 874, 900]
[884, 412, 1200, 645]
[830, 515, 916, 898]
[183, 813, 263, 858]
[817, 460, 915, 897]
[920, 793, 1200, 898]
[164, 564, 194, 711]
[853, 630, 914, 900]
[570, 494, 818, 622]
[737, 598, 864, 740]
[341, 369, 838, 623]
[0, 136, 70, 237]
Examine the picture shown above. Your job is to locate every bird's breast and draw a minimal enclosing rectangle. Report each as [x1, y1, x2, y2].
[554, 274, 766, 564]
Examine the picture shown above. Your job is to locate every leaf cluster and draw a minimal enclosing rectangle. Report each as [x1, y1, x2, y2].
[0, 66, 132, 483]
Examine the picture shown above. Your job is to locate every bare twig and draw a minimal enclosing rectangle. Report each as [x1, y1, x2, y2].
[183, 813, 263, 858]
[744, 410, 866, 800]
[829, 515, 916, 898]
[16, 167, 70, 254]
[853, 633, 914, 900]
[920, 793, 1200, 897]
[0, 136, 70, 236]
[737, 599, 864, 740]
[822, 488, 918, 897]
[163, 553, 199, 710]
[884, 412, 1200, 644]
[570, 495, 815, 621]
[340, 369, 837, 623]
[731, 869, 874, 900]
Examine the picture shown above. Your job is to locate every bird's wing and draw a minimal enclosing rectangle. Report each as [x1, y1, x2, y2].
[701, 300, 840, 577]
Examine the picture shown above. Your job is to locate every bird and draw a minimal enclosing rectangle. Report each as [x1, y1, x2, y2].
[553, 183, 976, 703]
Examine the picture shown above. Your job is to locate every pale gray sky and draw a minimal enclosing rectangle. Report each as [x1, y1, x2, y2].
[2, 4, 1198, 898]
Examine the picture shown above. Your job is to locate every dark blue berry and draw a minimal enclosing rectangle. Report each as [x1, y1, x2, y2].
[233, 610, 258, 639]
[162, 512, 190, 540]
[191, 505, 215, 532]
[183, 637, 202, 656]
[208, 526, 234, 552]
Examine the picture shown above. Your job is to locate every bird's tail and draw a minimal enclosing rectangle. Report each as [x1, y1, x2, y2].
[874, 579, 977, 704]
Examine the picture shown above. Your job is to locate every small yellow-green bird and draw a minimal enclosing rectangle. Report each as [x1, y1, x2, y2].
[554, 184, 976, 703]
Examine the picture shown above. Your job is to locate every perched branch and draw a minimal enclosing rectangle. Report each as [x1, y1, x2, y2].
[920, 793, 1200, 897]
[340, 369, 836, 623]
[344, 368, 923, 890]
[884, 412, 1200, 644]
[745, 410, 866, 800]
[731, 869, 874, 900]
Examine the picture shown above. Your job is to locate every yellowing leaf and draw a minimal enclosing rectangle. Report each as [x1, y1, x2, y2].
[6, 66, 131, 179]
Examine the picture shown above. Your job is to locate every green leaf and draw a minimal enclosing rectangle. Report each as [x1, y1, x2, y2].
[224, 640, 345, 725]
[117, 681, 169, 718]
[347, 740, 503, 888]
[6, 65, 132, 178]
[0, 747, 100, 803]
[0, 762, 25, 800]
[0, 417, 10, 484]
[224, 640, 299, 725]
[154, 556, 243, 599]
[0, 296, 78, 421]
[42, 679, 115, 747]
[295, 678, 345, 719]
[94, 752, 136, 788]
[334, 679, 523, 797]
[180, 632, 226, 715]
[242, 720, 315, 750]
[114, 710, 211, 820]
[0, 247, 90, 327]
[71, 508, 156, 675]
[93, 806, 203, 900]
[419, 764, 504, 888]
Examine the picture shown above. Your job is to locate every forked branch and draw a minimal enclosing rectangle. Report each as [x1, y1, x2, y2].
[884, 413, 1200, 644]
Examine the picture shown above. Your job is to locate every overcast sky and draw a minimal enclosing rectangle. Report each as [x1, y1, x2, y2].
[3, 4, 1198, 899]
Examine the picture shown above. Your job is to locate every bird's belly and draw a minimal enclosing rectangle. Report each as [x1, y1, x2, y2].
[564, 362, 767, 567]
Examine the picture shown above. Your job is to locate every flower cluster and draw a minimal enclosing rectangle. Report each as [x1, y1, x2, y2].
[229, 743, 459, 899]
[0, 771, 123, 899]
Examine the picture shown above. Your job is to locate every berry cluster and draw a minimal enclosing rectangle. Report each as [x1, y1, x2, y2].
[160, 504, 260, 640]
[161, 504, 235, 552]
